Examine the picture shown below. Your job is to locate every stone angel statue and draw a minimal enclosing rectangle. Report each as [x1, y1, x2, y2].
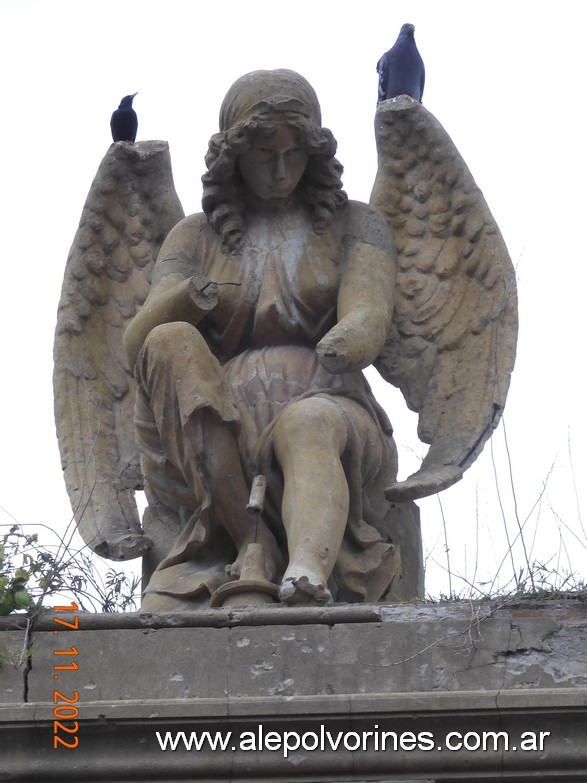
[54, 70, 517, 610]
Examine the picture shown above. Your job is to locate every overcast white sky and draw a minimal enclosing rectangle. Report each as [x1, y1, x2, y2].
[1, 0, 586, 598]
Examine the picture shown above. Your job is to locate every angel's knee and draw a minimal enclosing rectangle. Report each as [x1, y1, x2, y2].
[140, 323, 219, 382]
[273, 398, 347, 457]
[143, 322, 207, 356]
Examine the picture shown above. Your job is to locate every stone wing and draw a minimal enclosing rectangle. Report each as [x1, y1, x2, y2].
[370, 98, 518, 501]
[54, 141, 184, 559]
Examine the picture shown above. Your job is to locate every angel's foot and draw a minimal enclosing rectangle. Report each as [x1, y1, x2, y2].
[278, 575, 333, 606]
[225, 525, 280, 582]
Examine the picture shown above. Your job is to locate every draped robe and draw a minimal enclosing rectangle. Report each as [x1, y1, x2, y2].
[136, 200, 402, 606]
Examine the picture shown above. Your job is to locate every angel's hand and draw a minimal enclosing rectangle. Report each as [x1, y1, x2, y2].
[316, 328, 355, 374]
[187, 277, 243, 307]
[124, 275, 218, 369]
[186, 276, 219, 309]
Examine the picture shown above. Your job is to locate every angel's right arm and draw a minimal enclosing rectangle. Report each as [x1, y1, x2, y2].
[123, 274, 218, 368]
[123, 216, 217, 368]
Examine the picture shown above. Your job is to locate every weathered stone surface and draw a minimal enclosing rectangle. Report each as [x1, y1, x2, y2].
[371, 96, 518, 503]
[28, 627, 230, 702]
[54, 70, 517, 612]
[53, 140, 184, 562]
[4, 598, 586, 703]
[226, 624, 333, 698]
[0, 630, 28, 703]
[1, 689, 586, 781]
[1, 599, 585, 780]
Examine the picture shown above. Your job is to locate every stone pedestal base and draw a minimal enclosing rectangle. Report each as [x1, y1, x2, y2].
[1, 599, 586, 781]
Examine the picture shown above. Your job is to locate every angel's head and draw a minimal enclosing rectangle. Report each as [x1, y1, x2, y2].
[202, 69, 347, 254]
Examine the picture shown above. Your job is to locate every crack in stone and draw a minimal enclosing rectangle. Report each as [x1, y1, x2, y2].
[20, 616, 35, 703]
[495, 614, 514, 777]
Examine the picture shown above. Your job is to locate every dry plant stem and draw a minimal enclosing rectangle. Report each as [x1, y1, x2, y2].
[436, 492, 453, 598]
[502, 417, 534, 588]
[386, 600, 492, 667]
[568, 430, 587, 542]
[490, 433, 518, 590]
[489, 440, 555, 596]
[472, 485, 480, 588]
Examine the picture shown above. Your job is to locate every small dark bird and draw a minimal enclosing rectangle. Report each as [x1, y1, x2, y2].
[377, 23, 425, 104]
[110, 93, 138, 142]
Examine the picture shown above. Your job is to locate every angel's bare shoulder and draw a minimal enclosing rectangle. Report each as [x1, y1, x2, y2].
[158, 212, 210, 254]
[339, 200, 395, 252]
[152, 213, 218, 285]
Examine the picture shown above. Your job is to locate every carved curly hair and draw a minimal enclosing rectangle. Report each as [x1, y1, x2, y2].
[202, 113, 348, 254]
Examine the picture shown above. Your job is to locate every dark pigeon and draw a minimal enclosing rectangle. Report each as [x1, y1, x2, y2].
[377, 23, 425, 103]
[110, 93, 138, 142]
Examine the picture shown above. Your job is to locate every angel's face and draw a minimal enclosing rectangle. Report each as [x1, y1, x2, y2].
[237, 125, 309, 202]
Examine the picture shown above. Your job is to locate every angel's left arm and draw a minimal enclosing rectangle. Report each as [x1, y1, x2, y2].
[317, 203, 397, 374]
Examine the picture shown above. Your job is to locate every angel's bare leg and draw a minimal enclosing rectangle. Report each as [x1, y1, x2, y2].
[272, 398, 349, 605]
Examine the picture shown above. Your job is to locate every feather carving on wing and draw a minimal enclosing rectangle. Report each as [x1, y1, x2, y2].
[54, 141, 184, 559]
[370, 97, 518, 501]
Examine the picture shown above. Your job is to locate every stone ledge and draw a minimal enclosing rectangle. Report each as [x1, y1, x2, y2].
[1, 594, 585, 630]
[2, 598, 582, 703]
[1, 599, 586, 781]
[1, 690, 586, 782]
[2, 685, 587, 718]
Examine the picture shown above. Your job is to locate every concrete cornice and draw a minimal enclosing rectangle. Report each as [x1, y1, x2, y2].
[1, 598, 586, 780]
